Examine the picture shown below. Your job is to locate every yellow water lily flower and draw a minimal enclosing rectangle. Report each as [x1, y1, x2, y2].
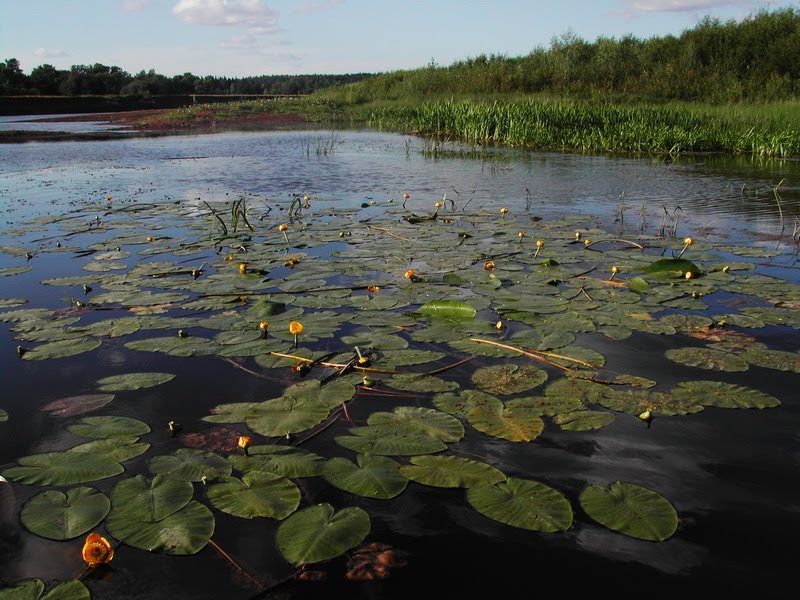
[289, 321, 304, 335]
[82, 533, 114, 567]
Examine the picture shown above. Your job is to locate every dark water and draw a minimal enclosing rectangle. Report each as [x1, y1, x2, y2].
[0, 130, 798, 597]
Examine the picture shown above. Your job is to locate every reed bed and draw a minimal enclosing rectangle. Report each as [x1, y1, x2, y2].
[358, 99, 800, 157]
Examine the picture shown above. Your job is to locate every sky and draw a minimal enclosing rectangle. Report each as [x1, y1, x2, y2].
[1, 0, 797, 77]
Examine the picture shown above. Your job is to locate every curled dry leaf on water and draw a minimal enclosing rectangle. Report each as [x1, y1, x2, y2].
[346, 542, 408, 581]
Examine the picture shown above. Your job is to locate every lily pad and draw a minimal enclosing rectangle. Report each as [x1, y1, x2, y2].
[276, 503, 370, 566]
[40, 394, 115, 418]
[417, 300, 477, 319]
[20, 487, 110, 540]
[229, 445, 325, 478]
[336, 427, 447, 456]
[109, 475, 194, 521]
[202, 402, 258, 424]
[399, 455, 506, 488]
[467, 478, 573, 532]
[0, 580, 90, 600]
[467, 401, 544, 442]
[148, 449, 232, 482]
[322, 455, 408, 499]
[672, 381, 780, 409]
[69, 437, 150, 462]
[2, 452, 124, 485]
[665, 347, 749, 372]
[246, 395, 330, 438]
[367, 406, 464, 442]
[740, 348, 800, 373]
[387, 373, 459, 393]
[471, 363, 548, 395]
[67, 416, 151, 439]
[207, 471, 300, 519]
[553, 410, 615, 431]
[644, 258, 701, 277]
[106, 499, 214, 555]
[95, 372, 176, 392]
[579, 481, 678, 541]
[22, 338, 102, 361]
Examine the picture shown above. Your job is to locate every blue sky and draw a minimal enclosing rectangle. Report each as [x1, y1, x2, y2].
[1, 0, 795, 76]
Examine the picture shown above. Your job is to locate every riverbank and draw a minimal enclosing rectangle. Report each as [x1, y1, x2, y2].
[0, 105, 309, 143]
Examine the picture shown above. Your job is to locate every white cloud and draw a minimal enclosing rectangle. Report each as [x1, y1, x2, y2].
[34, 48, 68, 59]
[623, 0, 753, 12]
[172, 0, 278, 32]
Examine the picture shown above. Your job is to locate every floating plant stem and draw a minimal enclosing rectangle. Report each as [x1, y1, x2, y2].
[469, 338, 570, 371]
[208, 538, 264, 589]
[366, 225, 411, 241]
[584, 238, 645, 250]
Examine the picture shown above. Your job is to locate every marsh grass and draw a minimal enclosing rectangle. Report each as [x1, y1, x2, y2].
[355, 98, 800, 157]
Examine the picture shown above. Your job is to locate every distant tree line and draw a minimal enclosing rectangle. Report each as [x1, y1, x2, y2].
[327, 8, 800, 103]
[0, 60, 373, 97]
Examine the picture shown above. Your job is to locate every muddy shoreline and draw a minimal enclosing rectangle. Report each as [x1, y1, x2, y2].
[0, 108, 308, 143]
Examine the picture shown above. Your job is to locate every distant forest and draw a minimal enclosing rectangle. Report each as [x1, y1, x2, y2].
[327, 8, 800, 103]
[0, 61, 373, 97]
[3, 8, 799, 102]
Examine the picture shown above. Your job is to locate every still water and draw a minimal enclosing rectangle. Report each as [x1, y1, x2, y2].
[0, 130, 798, 598]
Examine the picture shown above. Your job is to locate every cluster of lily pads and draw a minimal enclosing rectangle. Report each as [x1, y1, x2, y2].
[0, 192, 796, 597]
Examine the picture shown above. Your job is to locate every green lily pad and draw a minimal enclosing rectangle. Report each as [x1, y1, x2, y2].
[553, 410, 615, 431]
[229, 445, 325, 478]
[378, 349, 445, 367]
[387, 373, 459, 393]
[665, 347, 749, 372]
[467, 401, 544, 442]
[399, 455, 506, 488]
[69, 437, 150, 462]
[471, 363, 548, 395]
[417, 300, 477, 319]
[628, 276, 652, 293]
[598, 389, 703, 416]
[40, 581, 90, 600]
[22, 338, 102, 360]
[246, 395, 330, 438]
[20, 487, 110, 540]
[2, 452, 124, 485]
[740, 348, 800, 373]
[207, 471, 300, 519]
[0, 580, 90, 600]
[467, 478, 573, 532]
[579, 481, 678, 541]
[433, 389, 500, 417]
[0, 580, 44, 600]
[367, 406, 464, 442]
[40, 394, 115, 418]
[202, 402, 258, 424]
[95, 372, 176, 391]
[67, 416, 151, 439]
[106, 499, 214, 555]
[276, 503, 370, 566]
[336, 427, 447, 456]
[148, 449, 232, 482]
[322, 455, 408, 499]
[644, 258, 701, 276]
[672, 381, 780, 409]
[109, 475, 194, 521]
